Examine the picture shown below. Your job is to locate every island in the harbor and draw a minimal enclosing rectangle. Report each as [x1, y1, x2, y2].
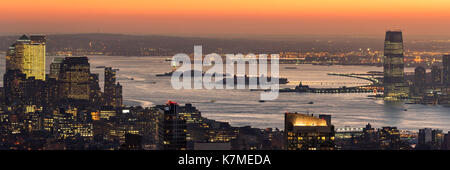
[218, 74, 289, 85]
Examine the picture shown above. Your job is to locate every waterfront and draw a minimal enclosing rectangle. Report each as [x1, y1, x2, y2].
[2, 55, 450, 132]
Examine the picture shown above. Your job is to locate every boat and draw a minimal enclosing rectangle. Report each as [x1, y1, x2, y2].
[95, 66, 106, 68]
[259, 100, 266, 103]
[156, 71, 174, 77]
[156, 72, 171, 77]
[307, 101, 314, 104]
[284, 66, 297, 69]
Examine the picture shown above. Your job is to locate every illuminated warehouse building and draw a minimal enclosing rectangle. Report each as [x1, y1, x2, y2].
[284, 112, 335, 150]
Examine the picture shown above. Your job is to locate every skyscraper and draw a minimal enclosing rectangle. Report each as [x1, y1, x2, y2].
[442, 131, 450, 150]
[49, 57, 65, 80]
[414, 66, 426, 96]
[443, 55, 450, 85]
[431, 66, 443, 86]
[89, 73, 102, 105]
[158, 101, 187, 150]
[383, 31, 409, 99]
[30, 35, 47, 80]
[58, 57, 91, 101]
[3, 35, 48, 109]
[418, 128, 433, 146]
[104, 67, 122, 108]
[417, 128, 444, 150]
[6, 35, 46, 80]
[3, 70, 27, 106]
[104, 67, 116, 95]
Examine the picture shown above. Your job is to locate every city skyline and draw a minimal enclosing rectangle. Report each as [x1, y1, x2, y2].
[1, 0, 450, 37]
[2, 1, 450, 169]
[1, 32, 450, 152]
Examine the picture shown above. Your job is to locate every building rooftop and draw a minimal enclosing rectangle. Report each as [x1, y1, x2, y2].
[52, 57, 65, 64]
[385, 31, 403, 42]
[285, 112, 327, 127]
[18, 34, 30, 40]
[30, 35, 47, 43]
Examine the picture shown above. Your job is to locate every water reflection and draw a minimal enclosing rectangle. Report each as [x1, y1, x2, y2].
[382, 101, 406, 126]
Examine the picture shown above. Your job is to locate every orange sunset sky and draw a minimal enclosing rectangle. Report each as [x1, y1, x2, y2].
[1, 0, 450, 37]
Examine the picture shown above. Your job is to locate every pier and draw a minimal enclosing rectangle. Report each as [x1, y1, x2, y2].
[326, 72, 380, 85]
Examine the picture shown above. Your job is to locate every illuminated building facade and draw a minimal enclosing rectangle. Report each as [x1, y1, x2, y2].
[59, 57, 91, 101]
[1, 36, 154, 150]
[164, 103, 240, 149]
[383, 31, 409, 100]
[3, 35, 48, 107]
[335, 127, 363, 139]
[99, 106, 116, 120]
[53, 107, 93, 140]
[284, 112, 335, 150]
[6, 35, 46, 80]
[378, 127, 401, 150]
